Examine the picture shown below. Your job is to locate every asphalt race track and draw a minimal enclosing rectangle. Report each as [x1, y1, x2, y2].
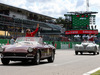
[0, 49, 100, 75]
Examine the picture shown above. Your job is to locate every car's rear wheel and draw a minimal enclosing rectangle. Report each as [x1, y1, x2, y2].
[75, 51, 78, 55]
[47, 51, 55, 63]
[80, 52, 83, 55]
[97, 52, 99, 55]
[32, 51, 40, 65]
[1, 58, 10, 65]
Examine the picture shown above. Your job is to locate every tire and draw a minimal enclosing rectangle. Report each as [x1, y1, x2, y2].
[32, 51, 40, 65]
[93, 52, 96, 55]
[1, 58, 10, 65]
[47, 51, 55, 63]
[93, 46, 97, 55]
[97, 52, 99, 55]
[75, 51, 78, 55]
[22, 60, 28, 63]
[80, 52, 83, 55]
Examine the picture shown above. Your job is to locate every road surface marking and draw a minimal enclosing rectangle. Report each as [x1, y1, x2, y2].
[83, 67, 100, 75]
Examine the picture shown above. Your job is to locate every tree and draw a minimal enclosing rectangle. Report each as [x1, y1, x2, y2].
[56, 17, 71, 30]
[56, 17, 65, 24]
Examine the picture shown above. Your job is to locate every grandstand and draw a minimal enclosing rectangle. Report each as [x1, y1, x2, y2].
[0, 3, 61, 41]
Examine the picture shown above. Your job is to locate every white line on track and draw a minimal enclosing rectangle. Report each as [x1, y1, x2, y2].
[83, 67, 100, 75]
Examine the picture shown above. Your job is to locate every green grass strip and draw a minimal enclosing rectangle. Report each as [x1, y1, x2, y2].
[91, 70, 100, 75]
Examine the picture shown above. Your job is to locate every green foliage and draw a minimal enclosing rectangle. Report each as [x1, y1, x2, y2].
[56, 17, 69, 30]
[91, 70, 100, 75]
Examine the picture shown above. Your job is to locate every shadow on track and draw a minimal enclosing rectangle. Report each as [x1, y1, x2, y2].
[0, 60, 50, 66]
[74, 53, 98, 56]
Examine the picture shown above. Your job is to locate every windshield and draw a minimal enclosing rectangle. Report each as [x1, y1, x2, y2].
[15, 37, 43, 44]
[16, 41, 38, 45]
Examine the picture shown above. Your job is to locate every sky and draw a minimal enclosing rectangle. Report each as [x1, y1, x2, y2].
[0, 0, 100, 31]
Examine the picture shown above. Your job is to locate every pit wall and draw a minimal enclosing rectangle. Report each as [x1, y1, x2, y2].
[44, 41, 81, 49]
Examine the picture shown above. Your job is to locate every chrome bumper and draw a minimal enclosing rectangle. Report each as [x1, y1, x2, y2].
[0, 56, 34, 59]
[0, 53, 35, 59]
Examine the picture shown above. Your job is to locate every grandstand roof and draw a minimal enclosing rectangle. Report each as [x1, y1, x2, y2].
[0, 12, 61, 31]
[0, 3, 62, 31]
[66, 11, 98, 15]
[0, 3, 55, 19]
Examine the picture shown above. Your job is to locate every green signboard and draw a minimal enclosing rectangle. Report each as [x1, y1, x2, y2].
[72, 15, 90, 29]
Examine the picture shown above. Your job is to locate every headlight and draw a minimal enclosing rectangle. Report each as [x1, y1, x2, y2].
[75, 46, 78, 48]
[87, 47, 90, 49]
[87, 46, 94, 50]
[91, 47, 95, 49]
[0, 47, 5, 52]
[75, 46, 79, 49]
[28, 47, 33, 52]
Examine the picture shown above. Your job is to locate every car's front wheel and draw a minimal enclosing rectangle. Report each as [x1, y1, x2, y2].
[32, 51, 40, 65]
[1, 58, 10, 65]
[47, 51, 55, 63]
[75, 51, 78, 55]
[80, 52, 83, 55]
[93, 52, 96, 55]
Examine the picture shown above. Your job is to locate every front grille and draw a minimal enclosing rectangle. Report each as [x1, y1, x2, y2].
[83, 45, 87, 49]
[3, 53, 27, 57]
[79, 47, 83, 49]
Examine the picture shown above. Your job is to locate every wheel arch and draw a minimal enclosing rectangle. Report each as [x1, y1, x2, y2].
[52, 49, 55, 54]
[38, 49, 42, 58]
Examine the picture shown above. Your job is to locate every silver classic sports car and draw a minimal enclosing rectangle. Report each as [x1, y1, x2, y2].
[0, 37, 56, 65]
[74, 41, 99, 55]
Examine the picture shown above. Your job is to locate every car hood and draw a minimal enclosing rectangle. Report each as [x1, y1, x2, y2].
[3, 44, 35, 53]
[75, 44, 82, 47]
[75, 43, 96, 47]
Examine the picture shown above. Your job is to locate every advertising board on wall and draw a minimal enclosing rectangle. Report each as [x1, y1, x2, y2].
[65, 30, 98, 35]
